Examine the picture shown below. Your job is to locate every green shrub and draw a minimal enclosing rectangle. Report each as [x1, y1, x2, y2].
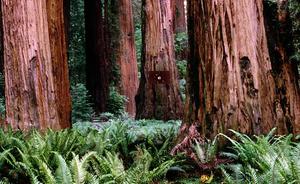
[71, 83, 94, 123]
[0, 97, 5, 118]
[176, 60, 187, 79]
[175, 32, 188, 54]
[106, 86, 127, 116]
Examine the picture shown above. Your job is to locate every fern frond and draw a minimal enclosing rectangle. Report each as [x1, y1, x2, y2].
[53, 152, 72, 184]
[37, 159, 56, 184]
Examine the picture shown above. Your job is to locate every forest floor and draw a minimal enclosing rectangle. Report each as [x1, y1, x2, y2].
[0, 114, 299, 183]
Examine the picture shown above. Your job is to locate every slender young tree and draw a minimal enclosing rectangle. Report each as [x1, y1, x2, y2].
[84, 0, 109, 113]
[116, 0, 139, 117]
[136, 0, 183, 120]
[179, 0, 300, 139]
[1, 0, 71, 130]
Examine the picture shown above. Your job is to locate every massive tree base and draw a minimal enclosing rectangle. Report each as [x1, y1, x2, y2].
[181, 0, 300, 140]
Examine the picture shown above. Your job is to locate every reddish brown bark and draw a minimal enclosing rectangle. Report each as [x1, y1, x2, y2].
[1, 0, 70, 130]
[46, 0, 72, 128]
[85, 0, 109, 113]
[264, 0, 300, 134]
[63, 0, 70, 43]
[0, 5, 3, 73]
[136, 0, 183, 120]
[174, 0, 187, 33]
[116, 0, 139, 117]
[181, 0, 300, 139]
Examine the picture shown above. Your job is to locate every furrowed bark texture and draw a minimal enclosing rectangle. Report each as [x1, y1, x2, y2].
[136, 0, 183, 120]
[85, 0, 109, 113]
[117, 0, 139, 117]
[46, 0, 72, 128]
[0, 5, 3, 73]
[174, 0, 186, 33]
[182, 0, 300, 139]
[263, 0, 300, 134]
[1, 0, 70, 130]
[63, 0, 70, 43]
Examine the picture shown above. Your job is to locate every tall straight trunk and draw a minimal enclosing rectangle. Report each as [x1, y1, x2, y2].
[174, 0, 186, 33]
[0, 3, 3, 123]
[0, 5, 3, 73]
[85, 0, 109, 113]
[46, 0, 72, 128]
[117, 0, 138, 117]
[63, 0, 70, 43]
[136, 0, 183, 120]
[1, 0, 70, 130]
[180, 0, 300, 139]
[264, 0, 300, 134]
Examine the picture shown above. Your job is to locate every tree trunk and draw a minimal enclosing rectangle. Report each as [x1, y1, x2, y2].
[136, 0, 183, 120]
[63, 0, 70, 43]
[85, 0, 109, 113]
[116, 0, 139, 117]
[263, 0, 300, 134]
[180, 0, 300, 139]
[174, 0, 186, 33]
[1, 0, 70, 130]
[0, 5, 3, 73]
[46, 0, 72, 128]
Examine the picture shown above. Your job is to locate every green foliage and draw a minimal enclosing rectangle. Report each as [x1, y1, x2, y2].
[193, 138, 218, 166]
[177, 60, 187, 79]
[0, 72, 4, 96]
[177, 60, 187, 101]
[107, 0, 122, 86]
[179, 79, 186, 101]
[219, 129, 300, 184]
[175, 27, 188, 100]
[0, 121, 178, 183]
[0, 72, 5, 118]
[106, 86, 127, 116]
[175, 32, 188, 54]
[69, 0, 86, 84]
[2, 119, 300, 183]
[288, 0, 300, 75]
[135, 27, 142, 77]
[133, 0, 142, 73]
[0, 97, 5, 118]
[71, 83, 93, 123]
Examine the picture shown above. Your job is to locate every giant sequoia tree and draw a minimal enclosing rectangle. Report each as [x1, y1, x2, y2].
[116, 0, 139, 117]
[85, 0, 110, 113]
[1, 0, 71, 130]
[136, 0, 183, 120]
[181, 0, 300, 139]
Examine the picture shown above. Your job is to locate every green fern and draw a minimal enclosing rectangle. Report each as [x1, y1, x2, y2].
[53, 152, 72, 184]
[220, 129, 300, 183]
